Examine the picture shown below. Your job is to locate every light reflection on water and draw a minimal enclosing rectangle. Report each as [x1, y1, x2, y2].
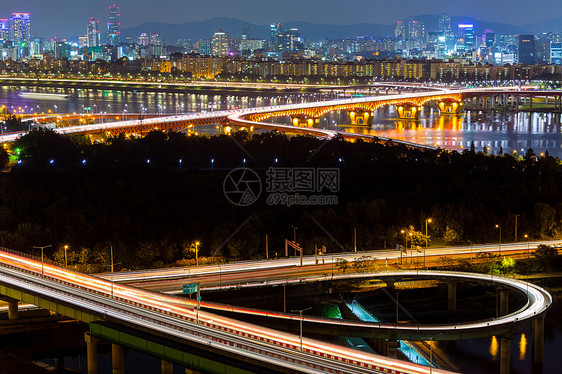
[2, 86, 562, 158]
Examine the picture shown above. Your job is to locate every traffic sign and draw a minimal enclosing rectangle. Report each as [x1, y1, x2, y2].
[183, 283, 198, 294]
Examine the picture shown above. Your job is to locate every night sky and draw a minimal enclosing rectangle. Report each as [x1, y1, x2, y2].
[0, 0, 561, 38]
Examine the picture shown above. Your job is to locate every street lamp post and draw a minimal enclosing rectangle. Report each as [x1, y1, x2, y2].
[195, 241, 200, 266]
[425, 218, 432, 268]
[291, 307, 312, 351]
[524, 234, 529, 258]
[33, 245, 52, 275]
[495, 225, 502, 255]
[400, 230, 406, 265]
[64, 245, 68, 268]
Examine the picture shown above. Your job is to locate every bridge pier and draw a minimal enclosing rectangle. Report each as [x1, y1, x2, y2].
[85, 332, 101, 374]
[162, 360, 173, 374]
[291, 116, 319, 128]
[348, 110, 374, 126]
[395, 104, 421, 120]
[500, 289, 509, 316]
[8, 299, 19, 320]
[112, 343, 125, 374]
[500, 337, 511, 374]
[447, 283, 457, 312]
[437, 101, 463, 114]
[533, 316, 545, 366]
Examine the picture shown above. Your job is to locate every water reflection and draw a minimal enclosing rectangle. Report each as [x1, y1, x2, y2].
[489, 336, 499, 359]
[275, 106, 562, 158]
[519, 333, 527, 360]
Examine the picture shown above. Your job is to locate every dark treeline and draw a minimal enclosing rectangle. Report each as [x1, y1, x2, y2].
[0, 128, 561, 272]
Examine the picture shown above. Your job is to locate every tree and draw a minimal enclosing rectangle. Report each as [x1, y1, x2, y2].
[534, 244, 558, 272]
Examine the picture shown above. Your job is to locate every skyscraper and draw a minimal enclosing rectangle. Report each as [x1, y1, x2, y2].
[270, 23, 282, 51]
[87, 18, 101, 47]
[458, 24, 476, 51]
[107, 4, 120, 46]
[212, 30, 229, 56]
[395, 21, 405, 40]
[439, 13, 451, 34]
[518, 35, 535, 64]
[0, 19, 8, 42]
[407, 19, 424, 40]
[9, 13, 31, 47]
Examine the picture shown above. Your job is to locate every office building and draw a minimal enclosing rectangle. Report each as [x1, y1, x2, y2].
[212, 30, 229, 56]
[87, 18, 101, 47]
[107, 4, 120, 46]
[439, 13, 451, 34]
[270, 23, 282, 51]
[395, 21, 405, 40]
[518, 35, 535, 64]
[551, 42, 562, 64]
[9, 13, 31, 47]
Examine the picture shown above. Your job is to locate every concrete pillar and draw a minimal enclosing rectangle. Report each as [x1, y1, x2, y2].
[162, 360, 173, 374]
[533, 316, 545, 365]
[500, 290, 509, 316]
[386, 339, 399, 359]
[448, 283, 457, 312]
[500, 337, 510, 374]
[8, 300, 19, 320]
[185, 369, 203, 374]
[85, 333, 100, 374]
[112, 344, 125, 374]
[348, 110, 374, 126]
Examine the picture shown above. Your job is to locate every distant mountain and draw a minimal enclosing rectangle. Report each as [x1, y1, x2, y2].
[523, 15, 562, 34]
[120, 15, 541, 43]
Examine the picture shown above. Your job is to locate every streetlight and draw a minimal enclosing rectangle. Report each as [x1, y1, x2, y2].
[524, 234, 529, 258]
[64, 245, 68, 268]
[290, 307, 312, 351]
[195, 241, 200, 266]
[495, 224, 502, 255]
[425, 218, 432, 268]
[400, 230, 406, 264]
[33, 245, 52, 275]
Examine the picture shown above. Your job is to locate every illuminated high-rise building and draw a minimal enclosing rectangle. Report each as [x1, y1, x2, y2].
[395, 21, 405, 40]
[270, 23, 282, 51]
[9, 13, 31, 47]
[107, 4, 120, 46]
[518, 35, 535, 64]
[212, 30, 229, 56]
[439, 13, 451, 34]
[87, 18, 101, 47]
[0, 19, 8, 42]
[551, 42, 562, 64]
[458, 24, 476, 52]
[407, 19, 424, 40]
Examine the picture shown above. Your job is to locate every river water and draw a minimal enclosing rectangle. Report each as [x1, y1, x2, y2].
[2, 86, 562, 158]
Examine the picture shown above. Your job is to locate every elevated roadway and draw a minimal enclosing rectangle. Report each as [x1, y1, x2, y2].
[0, 247, 452, 374]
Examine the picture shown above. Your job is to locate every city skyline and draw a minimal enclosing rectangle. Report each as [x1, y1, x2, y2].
[1, 0, 562, 39]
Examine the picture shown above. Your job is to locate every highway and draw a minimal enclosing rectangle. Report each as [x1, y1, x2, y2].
[94, 241, 554, 341]
[102, 240, 562, 288]
[0, 247, 453, 374]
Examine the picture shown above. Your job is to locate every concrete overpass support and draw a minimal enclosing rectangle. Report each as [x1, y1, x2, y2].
[290, 116, 320, 128]
[85, 333, 101, 374]
[533, 316, 545, 365]
[112, 343, 125, 374]
[500, 290, 509, 316]
[348, 110, 374, 126]
[500, 337, 511, 374]
[437, 101, 463, 114]
[8, 300, 19, 320]
[395, 104, 421, 120]
[447, 283, 457, 312]
[162, 360, 173, 374]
